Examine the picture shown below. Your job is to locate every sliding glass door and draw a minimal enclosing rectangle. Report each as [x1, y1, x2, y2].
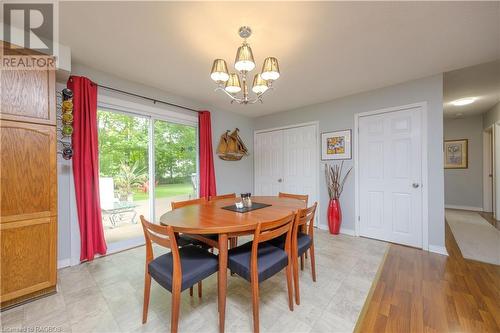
[154, 120, 197, 221]
[97, 109, 197, 251]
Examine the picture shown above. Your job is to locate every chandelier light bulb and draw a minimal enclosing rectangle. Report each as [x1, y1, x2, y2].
[210, 59, 229, 82]
[225, 73, 242, 94]
[252, 74, 268, 94]
[234, 43, 255, 72]
[261, 57, 280, 81]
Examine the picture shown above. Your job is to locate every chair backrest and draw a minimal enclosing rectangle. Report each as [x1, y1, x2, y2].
[209, 193, 236, 201]
[140, 216, 181, 275]
[253, 213, 295, 248]
[171, 197, 206, 210]
[249, 213, 295, 281]
[293, 202, 318, 240]
[278, 192, 309, 206]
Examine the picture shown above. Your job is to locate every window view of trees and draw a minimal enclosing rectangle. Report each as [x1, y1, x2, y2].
[154, 120, 196, 185]
[98, 109, 196, 203]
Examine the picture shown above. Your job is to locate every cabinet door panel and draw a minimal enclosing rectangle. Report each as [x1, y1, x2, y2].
[0, 64, 55, 125]
[0, 121, 57, 222]
[0, 217, 57, 302]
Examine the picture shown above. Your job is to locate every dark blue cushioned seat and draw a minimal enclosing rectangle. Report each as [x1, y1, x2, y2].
[269, 232, 312, 256]
[148, 245, 218, 292]
[179, 234, 218, 248]
[228, 241, 288, 282]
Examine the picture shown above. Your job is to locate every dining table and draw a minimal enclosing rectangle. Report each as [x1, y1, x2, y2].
[159, 195, 306, 333]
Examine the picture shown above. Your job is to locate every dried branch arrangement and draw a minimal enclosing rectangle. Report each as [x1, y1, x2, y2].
[325, 161, 352, 200]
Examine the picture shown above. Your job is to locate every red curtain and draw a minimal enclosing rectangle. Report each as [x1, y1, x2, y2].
[198, 111, 217, 198]
[67, 76, 107, 261]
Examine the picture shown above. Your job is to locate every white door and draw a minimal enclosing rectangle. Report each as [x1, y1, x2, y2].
[254, 130, 284, 195]
[358, 107, 423, 247]
[254, 124, 318, 210]
[283, 125, 318, 206]
[483, 129, 493, 213]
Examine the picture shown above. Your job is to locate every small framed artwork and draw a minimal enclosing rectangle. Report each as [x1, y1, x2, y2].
[321, 129, 352, 160]
[444, 139, 468, 169]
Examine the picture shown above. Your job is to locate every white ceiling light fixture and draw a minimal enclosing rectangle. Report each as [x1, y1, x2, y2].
[451, 97, 477, 106]
[210, 26, 280, 105]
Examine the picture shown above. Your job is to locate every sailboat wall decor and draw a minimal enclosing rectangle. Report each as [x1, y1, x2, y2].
[216, 128, 249, 161]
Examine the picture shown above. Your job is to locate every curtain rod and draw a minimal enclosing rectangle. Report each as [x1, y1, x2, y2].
[97, 84, 199, 113]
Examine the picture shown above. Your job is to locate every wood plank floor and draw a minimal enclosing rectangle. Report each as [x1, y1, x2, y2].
[356, 222, 500, 332]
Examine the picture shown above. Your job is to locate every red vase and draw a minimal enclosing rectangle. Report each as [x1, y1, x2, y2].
[328, 199, 342, 234]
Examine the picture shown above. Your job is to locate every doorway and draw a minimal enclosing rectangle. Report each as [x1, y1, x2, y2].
[355, 103, 428, 249]
[97, 107, 198, 253]
[483, 127, 494, 214]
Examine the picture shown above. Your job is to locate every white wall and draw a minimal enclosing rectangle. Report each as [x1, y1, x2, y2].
[444, 115, 484, 210]
[57, 63, 254, 265]
[254, 74, 445, 250]
[483, 102, 500, 129]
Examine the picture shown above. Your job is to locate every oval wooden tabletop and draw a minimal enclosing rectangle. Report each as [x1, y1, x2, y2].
[159, 196, 306, 234]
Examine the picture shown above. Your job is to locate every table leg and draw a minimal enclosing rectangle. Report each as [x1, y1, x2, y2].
[218, 233, 228, 333]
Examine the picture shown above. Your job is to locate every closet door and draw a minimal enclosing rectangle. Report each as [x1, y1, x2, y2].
[254, 130, 284, 195]
[283, 125, 318, 206]
[254, 125, 318, 215]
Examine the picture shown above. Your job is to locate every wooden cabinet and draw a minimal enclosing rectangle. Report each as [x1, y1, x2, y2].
[1, 217, 57, 302]
[0, 121, 57, 222]
[0, 50, 57, 308]
[0, 44, 56, 125]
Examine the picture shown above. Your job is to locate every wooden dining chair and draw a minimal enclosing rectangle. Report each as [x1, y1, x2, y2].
[209, 193, 236, 200]
[170, 197, 207, 209]
[171, 198, 219, 249]
[228, 213, 295, 333]
[208, 193, 239, 248]
[278, 192, 309, 206]
[170, 197, 218, 294]
[278, 192, 310, 263]
[140, 216, 219, 333]
[268, 203, 317, 305]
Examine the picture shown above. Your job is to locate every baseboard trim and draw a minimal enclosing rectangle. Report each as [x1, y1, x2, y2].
[317, 223, 328, 231]
[340, 227, 356, 236]
[445, 204, 483, 212]
[428, 245, 448, 256]
[57, 259, 71, 269]
[317, 223, 356, 236]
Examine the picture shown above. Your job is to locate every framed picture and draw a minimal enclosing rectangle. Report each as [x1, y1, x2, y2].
[444, 139, 468, 169]
[321, 129, 352, 160]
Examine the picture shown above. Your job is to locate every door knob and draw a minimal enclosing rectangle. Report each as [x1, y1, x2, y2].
[412, 183, 420, 188]
[278, 178, 283, 183]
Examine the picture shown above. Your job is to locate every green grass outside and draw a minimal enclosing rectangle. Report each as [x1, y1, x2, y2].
[133, 183, 194, 201]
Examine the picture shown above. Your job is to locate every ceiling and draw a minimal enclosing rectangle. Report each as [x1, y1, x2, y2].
[444, 60, 500, 118]
[59, 2, 500, 117]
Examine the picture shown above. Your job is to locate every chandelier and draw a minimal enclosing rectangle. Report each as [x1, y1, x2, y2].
[210, 26, 280, 104]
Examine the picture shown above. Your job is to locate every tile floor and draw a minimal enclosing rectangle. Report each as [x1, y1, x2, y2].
[1, 230, 387, 333]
